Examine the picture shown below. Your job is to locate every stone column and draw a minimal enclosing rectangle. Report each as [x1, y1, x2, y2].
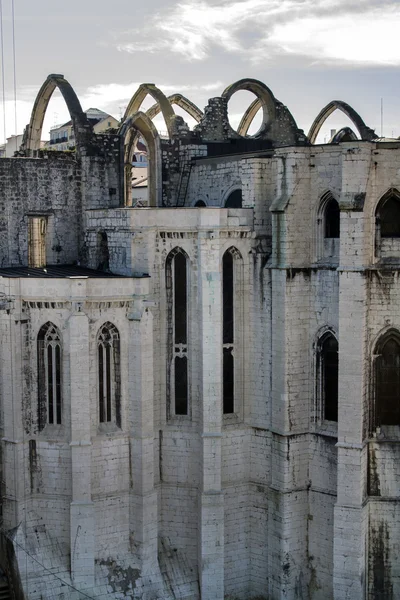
[69, 305, 94, 587]
[128, 306, 158, 570]
[197, 232, 224, 600]
[0, 299, 26, 530]
[334, 207, 368, 600]
[333, 269, 367, 600]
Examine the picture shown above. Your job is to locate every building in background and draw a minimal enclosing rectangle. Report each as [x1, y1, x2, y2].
[47, 107, 119, 151]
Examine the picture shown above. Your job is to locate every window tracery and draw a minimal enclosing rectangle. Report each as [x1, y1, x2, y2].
[38, 322, 62, 428]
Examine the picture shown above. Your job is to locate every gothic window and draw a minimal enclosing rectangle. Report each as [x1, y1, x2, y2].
[374, 334, 400, 428]
[224, 189, 242, 208]
[317, 332, 338, 422]
[38, 322, 62, 429]
[377, 193, 400, 238]
[222, 247, 241, 414]
[166, 248, 189, 417]
[325, 198, 340, 238]
[97, 322, 121, 426]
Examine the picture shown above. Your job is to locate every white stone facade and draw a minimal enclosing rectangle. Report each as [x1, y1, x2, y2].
[0, 76, 399, 600]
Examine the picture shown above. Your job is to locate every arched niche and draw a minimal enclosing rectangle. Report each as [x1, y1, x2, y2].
[308, 100, 376, 144]
[330, 127, 358, 143]
[222, 78, 276, 137]
[123, 83, 178, 139]
[24, 74, 92, 154]
[146, 93, 203, 126]
[119, 111, 161, 207]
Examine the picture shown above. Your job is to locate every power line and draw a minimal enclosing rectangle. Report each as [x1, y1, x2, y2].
[0, 0, 6, 143]
[11, 0, 17, 150]
[3, 533, 97, 600]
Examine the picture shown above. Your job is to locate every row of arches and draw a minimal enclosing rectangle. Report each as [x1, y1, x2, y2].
[38, 321, 120, 429]
[23, 75, 377, 156]
[316, 188, 400, 263]
[316, 328, 400, 430]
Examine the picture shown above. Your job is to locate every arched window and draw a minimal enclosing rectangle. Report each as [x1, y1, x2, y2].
[97, 322, 121, 427]
[194, 200, 206, 207]
[325, 198, 340, 239]
[222, 247, 242, 414]
[377, 193, 400, 238]
[38, 322, 62, 429]
[224, 189, 242, 208]
[316, 191, 340, 262]
[166, 248, 189, 417]
[374, 334, 400, 428]
[317, 332, 338, 422]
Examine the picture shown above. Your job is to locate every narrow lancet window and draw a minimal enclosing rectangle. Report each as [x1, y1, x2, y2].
[379, 195, 400, 237]
[325, 198, 340, 239]
[38, 322, 62, 429]
[223, 249, 235, 414]
[375, 335, 400, 427]
[166, 248, 189, 416]
[317, 332, 338, 422]
[97, 322, 121, 426]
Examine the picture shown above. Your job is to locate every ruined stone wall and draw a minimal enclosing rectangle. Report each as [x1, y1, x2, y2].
[0, 155, 82, 266]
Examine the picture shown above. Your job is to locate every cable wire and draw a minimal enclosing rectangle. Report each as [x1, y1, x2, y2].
[3, 533, 97, 600]
[0, 0, 6, 144]
[11, 0, 17, 151]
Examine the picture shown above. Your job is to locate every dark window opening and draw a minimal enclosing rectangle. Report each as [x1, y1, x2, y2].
[225, 189, 242, 208]
[322, 335, 338, 421]
[379, 196, 400, 237]
[38, 322, 62, 429]
[223, 251, 234, 344]
[223, 250, 235, 414]
[175, 356, 188, 415]
[375, 337, 400, 426]
[325, 198, 340, 239]
[195, 200, 206, 207]
[174, 251, 187, 344]
[97, 230, 110, 271]
[223, 348, 234, 414]
[166, 248, 189, 417]
[98, 323, 121, 426]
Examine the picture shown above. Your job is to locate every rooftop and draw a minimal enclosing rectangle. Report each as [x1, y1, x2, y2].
[0, 265, 129, 278]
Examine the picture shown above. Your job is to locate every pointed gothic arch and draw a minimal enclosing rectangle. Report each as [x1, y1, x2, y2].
[123, 83, 178, 139]
[146, 93, 203, 126]
[119, 111, 161, 207]
[24, 74, 92, 154]
[308, 100, 376, 144]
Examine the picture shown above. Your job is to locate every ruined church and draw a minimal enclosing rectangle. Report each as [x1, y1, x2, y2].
[0, 74, 398, 600]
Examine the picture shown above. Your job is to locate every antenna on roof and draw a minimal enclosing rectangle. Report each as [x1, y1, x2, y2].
[381, 97, 383, 137]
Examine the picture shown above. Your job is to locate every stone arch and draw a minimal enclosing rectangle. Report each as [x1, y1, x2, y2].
[119, 111, 161, 207]
[24, 74, 92, 154]
[222, 78, 276, 137]
[371, 328, 400, 431]
[330, 127, 358, 143]
[308, 100, 376, 144]
[123, 84, 178, 139]
[222, 184, 242, 208]
[146, 93, 203, 125]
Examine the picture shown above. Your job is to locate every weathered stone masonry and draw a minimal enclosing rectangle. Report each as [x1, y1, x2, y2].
[0, 73, 398, 600]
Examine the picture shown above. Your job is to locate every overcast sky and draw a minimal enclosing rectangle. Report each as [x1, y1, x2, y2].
[0, 0, 399, 143]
